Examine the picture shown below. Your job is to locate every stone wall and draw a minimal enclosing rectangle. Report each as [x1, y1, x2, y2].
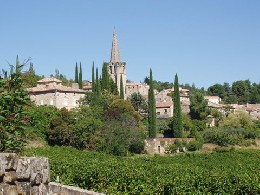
[0, 153, 104, 195]
[145, 138, 195, 154]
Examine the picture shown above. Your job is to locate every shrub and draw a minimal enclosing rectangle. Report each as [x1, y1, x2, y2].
[187, 141, 203, 151]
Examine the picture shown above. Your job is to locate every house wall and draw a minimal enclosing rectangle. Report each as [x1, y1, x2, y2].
[30, 91, 85, 110]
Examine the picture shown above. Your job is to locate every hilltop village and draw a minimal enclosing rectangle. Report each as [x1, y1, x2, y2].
[27, 31, 260, 121]
[1, 33, 260, 195]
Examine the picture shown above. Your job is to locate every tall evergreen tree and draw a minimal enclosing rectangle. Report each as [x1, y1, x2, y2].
[101, 62, 109, 91]
[148, 68, 156, 138]
[172, 74, 183, 138]
[92, 62, 95, 93]
[75, 62, 78, 83]
[120, 74, 124, 99]
[79, 62, 83, 89]
[95, 67, 101, 97]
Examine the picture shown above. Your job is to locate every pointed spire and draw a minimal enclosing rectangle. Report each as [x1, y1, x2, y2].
[110, 30, 121, 62]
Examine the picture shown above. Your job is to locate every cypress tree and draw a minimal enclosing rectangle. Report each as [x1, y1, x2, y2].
[148, 68, 157, 138]
[75, 62, 78, 83]
[92, 62, 95, 93]
[172, 74, 183, 138]
[120, 74, 124, 99]
[101, 62, 109, 91]
[95, 67, 101, 97]
[79, 62, 83, 89]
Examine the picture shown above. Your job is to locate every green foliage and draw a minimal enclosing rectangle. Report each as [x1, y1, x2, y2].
[79, 62, 83, 89]
[75, 62, 78, 83]
[46, 107, 103, 149]
[95, 67, 101, 97]
[203, 127, 258, 146]
[92, 62, 95, 93]
[148, 69, 156, 138]
[128, 92, 148, 118]
[119, 75, 124, 99]
[22, 147, 260, 194]
[0, 58, 30, 152]
[187, 140, 203, 151]
[207, 83, 226, 99]
[207, 80, 260, 104]
[165, 139, 187, 153]
[21, 62, 43, 88]
[25, 105, 59, 140]
[172, 74, 183, 138]
[189, 91, 209, 120]
[220, 111, 256, 130]
[101, 62, 109, 91]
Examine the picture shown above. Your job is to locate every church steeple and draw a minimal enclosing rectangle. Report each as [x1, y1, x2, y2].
[110, 30, 121, 62]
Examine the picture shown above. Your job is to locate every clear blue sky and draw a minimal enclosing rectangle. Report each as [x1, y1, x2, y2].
[1, 0, 259, 88]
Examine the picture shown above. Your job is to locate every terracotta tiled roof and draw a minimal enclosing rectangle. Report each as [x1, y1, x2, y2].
[204, 96, 220, 99]
[37, 77, 62, 83]
[27, 85, 85, 93]
[83, 85, 92, 90]
[126, 82, 148, 86]
[156, 102, 173, 108]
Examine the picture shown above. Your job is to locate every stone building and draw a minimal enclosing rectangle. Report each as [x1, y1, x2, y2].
[107, 30, 126, 97]
[27, 77, 85, 110]
[125, 82, 150, 98]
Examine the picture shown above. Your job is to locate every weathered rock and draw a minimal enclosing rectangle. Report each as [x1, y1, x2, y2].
[16, 158, 30, 180]
[16, 181, 30, 195]
[0, 153, 18, 171]
[3, 171, 17, 184]
[0, 183, 18, 195]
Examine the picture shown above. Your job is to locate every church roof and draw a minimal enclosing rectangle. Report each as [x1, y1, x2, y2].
[110, 30, 121, 62]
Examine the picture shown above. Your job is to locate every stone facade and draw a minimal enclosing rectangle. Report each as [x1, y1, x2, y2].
[0, 153, 104, 195]
[27, 77, 85, 110]
[156, 102, 173, 118]
[145, 138, 195, 154]
[125, 82, 150, 98]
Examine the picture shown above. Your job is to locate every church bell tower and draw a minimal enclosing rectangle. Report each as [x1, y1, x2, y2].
[107, 30, 126, 96]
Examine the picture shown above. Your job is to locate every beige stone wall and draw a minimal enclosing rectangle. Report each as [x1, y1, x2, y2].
[156, 106, 173, 118]
[30, 91, 85, 110]
[145, 138, 195, 154]
[0, 153, 104, 195]
[125, 83, 149, 97]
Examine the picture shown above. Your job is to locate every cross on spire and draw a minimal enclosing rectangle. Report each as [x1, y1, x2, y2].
[110, 30, 121, 62]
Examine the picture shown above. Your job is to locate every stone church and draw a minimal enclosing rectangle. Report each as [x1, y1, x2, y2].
[107, 31, 149, 98]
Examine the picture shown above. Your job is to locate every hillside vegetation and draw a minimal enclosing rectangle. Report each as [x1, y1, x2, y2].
[22, 146, 260, 194]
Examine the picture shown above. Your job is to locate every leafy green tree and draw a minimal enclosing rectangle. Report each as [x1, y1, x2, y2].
[0, 58, 30, 152]
[189, 91, 209, 120]
[75, 62, 78, 83]
[207, 83, 226, 99]
[148, 69, 156, 138]
[79, 62, 83, 89]
[128, 92, 148, 118]
[26, 105, 59, 140]
[120, 74, 124, 99]
[172, 74, 183, 137]
[232, 80, 251, 104]
[219, 111, 256, 130]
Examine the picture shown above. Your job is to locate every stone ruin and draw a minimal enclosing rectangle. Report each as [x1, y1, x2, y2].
[0, 153, 104, 195]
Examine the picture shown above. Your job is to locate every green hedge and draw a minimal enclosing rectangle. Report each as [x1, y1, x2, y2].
[21, 146, 260, 194]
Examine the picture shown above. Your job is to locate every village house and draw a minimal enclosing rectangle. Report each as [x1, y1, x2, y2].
[204, 96, 222, 104]
[27, 77, 85, 110]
